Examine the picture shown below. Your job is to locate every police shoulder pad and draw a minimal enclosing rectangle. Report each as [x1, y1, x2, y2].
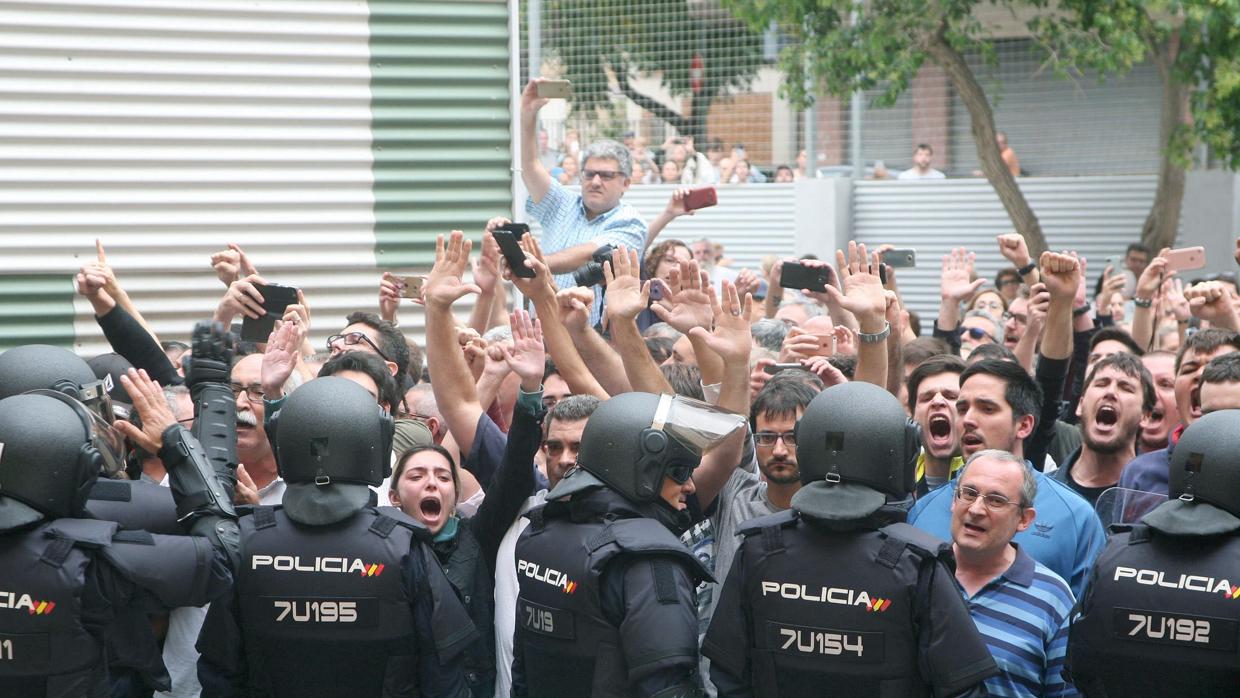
[593, 518, 715, 584]
[44, 517, 119, 549]
[371, 506, 431, 542]
[736, 509, 799, 538]
[878, 522, 951, 560]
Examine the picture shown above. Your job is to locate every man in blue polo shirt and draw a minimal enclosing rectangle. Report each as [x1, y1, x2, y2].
[518, 79, 648, 325]
[949, 449, 1077, 697]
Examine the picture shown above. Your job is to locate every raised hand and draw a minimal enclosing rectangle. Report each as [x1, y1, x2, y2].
[508, 234, 556, 302]
[779, 327, 826, 362]
[1162, 277, 1191, 322]
[996, 233, 1032, 269]
[1134, 248, 1171, 300]
[825, 242, 888, 329]
[1038, 251, 1082, 302]
[1096, 266, 1129, 315]
[602, 246, 649, 322]
[556, 287, 595, 332]
[424, 231, 480, 311]
[1186, 281, 1240, 329]
[472, 230, 502, 294]
[734, 268, 760, 303]
[115, 368, 176, 454]
[501, 309, 546, 389]
[652, 259, 714, 333]
[687, 280, 754, 364]
[210, 243, 258, 287]
[941, 247, 986, 302]
[802, 356, 849, 387]
[217, 273, 268, 321]
[520, 79, 551, 119]
[665, 188, 693, 218]
[379, 272, 407, 322]
[261, 320, 303, 399]
[1026, 282, 1051, 333]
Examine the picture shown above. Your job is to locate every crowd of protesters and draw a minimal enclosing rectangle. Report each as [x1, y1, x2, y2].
[3, 76, 1240, 697]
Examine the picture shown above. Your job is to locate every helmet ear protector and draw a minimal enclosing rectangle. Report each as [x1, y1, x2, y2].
[21, 389, 112, 514]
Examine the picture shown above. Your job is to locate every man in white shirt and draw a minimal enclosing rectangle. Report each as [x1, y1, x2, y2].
[898, 143, 947, 180]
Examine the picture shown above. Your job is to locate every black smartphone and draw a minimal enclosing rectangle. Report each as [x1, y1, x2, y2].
[495, 222, 530, 239]
[493, 228, 535, 279]
[779, 261, 832, 293]
[240, 283, 299, 342]
[881, 248, 916, 268]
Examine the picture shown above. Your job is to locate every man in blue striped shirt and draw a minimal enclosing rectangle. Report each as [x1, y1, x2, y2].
[519, 80, 648, 325]
[950, 449, 1079, 697]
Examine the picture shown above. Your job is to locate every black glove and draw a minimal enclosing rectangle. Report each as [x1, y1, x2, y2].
[183, 321, 235, 392]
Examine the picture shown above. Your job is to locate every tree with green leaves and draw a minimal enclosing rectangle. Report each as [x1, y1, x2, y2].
[540, 0, 765, 141]
[1032, 0, 1240, 251]
[725, 0, 1052, 256]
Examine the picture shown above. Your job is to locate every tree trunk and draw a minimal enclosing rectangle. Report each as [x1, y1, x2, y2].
[618, 70, 689, 136]
[1141, 38, 1191, 252]
[926, 35, 1049, 258]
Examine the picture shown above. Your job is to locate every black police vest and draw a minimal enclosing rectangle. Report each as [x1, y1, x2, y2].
[439, 518, 495, 695]
[235, 506, 424, 697]
[0, 518, 118, 697]
[731, 512, 938, 698]
[515, 510, 708, 697]
[1069, 525, 1240, 696]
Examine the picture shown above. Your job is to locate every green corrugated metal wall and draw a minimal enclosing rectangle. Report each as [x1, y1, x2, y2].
[371, 0, 513, 270]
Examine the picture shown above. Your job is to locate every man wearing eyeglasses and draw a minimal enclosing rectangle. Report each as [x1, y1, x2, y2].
[949, 450, 1078, 697]
[519, 79, 648, 324]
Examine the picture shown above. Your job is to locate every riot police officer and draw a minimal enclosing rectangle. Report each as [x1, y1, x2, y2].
[0, 387, 232, 696]
[153, 366, 477, 697]
[511, 391, 745, 697]
[0, 343, 183, 533]
[1067, 409, 1240, 695]
[703, 382, 998, 697]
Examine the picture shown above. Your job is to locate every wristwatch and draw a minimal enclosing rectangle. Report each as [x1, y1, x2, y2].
[858, 321, 891, 344]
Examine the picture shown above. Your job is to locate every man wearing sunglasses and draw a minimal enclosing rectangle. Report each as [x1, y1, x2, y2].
[949, 450, 1078, 697]
[518, 79, 648, 324]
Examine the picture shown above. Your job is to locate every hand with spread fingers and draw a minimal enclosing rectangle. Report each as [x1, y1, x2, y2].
[473, 227, 503, 295]
[940, 247, 986, 303]
[826, 242, 888, 331]
[115, 368, 177, 454]
[602, 245, 649, 322]
[502, 309, 546, 392]
[687, 280, 753, 364]
[424, 230, 481, 312]
[651, 259, 714, 333]
[1163, 277, 1191, 322]
[261, 320, 302, 400]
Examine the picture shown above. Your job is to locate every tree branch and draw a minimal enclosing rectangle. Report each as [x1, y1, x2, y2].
[618, 69, 687, 133]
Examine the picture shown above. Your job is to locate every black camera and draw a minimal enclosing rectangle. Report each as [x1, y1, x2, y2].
[572, 244, 618, 287]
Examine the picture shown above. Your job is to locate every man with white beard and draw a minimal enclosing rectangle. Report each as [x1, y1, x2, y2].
[229, 353, 284, 506]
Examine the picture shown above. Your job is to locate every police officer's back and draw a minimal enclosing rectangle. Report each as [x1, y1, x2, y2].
[192, 375, 476, 698]
[0, 388, 231, 697]
[512, 392, 744, 697]
[703, 383, 998, 697]
[1068, 409, 1240, 695]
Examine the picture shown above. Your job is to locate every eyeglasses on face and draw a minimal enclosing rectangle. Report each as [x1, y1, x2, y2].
[326, 332, 392, 362]
[581, 169, 623, 182]
[954, 484, 1023, 511]
[1002, 311, 1027, 324]
[754, 431, 797, 447]
[959, 327, 995, 342]
[230, 383, 264, 403]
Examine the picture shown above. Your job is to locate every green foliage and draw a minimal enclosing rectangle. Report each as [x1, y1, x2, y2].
[1035, 0, 1240, 169]
[541, 1, 766, 136]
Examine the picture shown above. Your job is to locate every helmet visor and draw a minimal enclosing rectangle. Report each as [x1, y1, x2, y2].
[24, 389, 127, 476]
[652, 394, 746, 455]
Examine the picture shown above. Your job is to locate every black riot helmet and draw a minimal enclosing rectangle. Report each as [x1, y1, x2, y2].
[551, 392, 745, 529]
[273, 377, 393, 525]
[791, 382, 920, 521]
[0, 393, 118, 530]
[0, 344, 100, 400]
[1144, 409, 1240, 534]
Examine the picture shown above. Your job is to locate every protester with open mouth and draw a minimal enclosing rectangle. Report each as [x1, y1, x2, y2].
[388, 309, 546, 698]
[908, 354, 967, 496]
[1050, 353, 1153, 508]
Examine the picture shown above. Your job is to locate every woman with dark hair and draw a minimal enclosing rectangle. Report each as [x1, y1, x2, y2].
[387, 313, 546, 697]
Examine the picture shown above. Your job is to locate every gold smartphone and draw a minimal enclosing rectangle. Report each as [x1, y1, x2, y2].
[537, 80, 572, 99]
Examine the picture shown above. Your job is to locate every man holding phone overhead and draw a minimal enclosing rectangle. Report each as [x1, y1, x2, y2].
[519, 78, 648, 325]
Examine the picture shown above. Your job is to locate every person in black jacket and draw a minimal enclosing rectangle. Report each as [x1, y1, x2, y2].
[387, 308, 546, 696]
